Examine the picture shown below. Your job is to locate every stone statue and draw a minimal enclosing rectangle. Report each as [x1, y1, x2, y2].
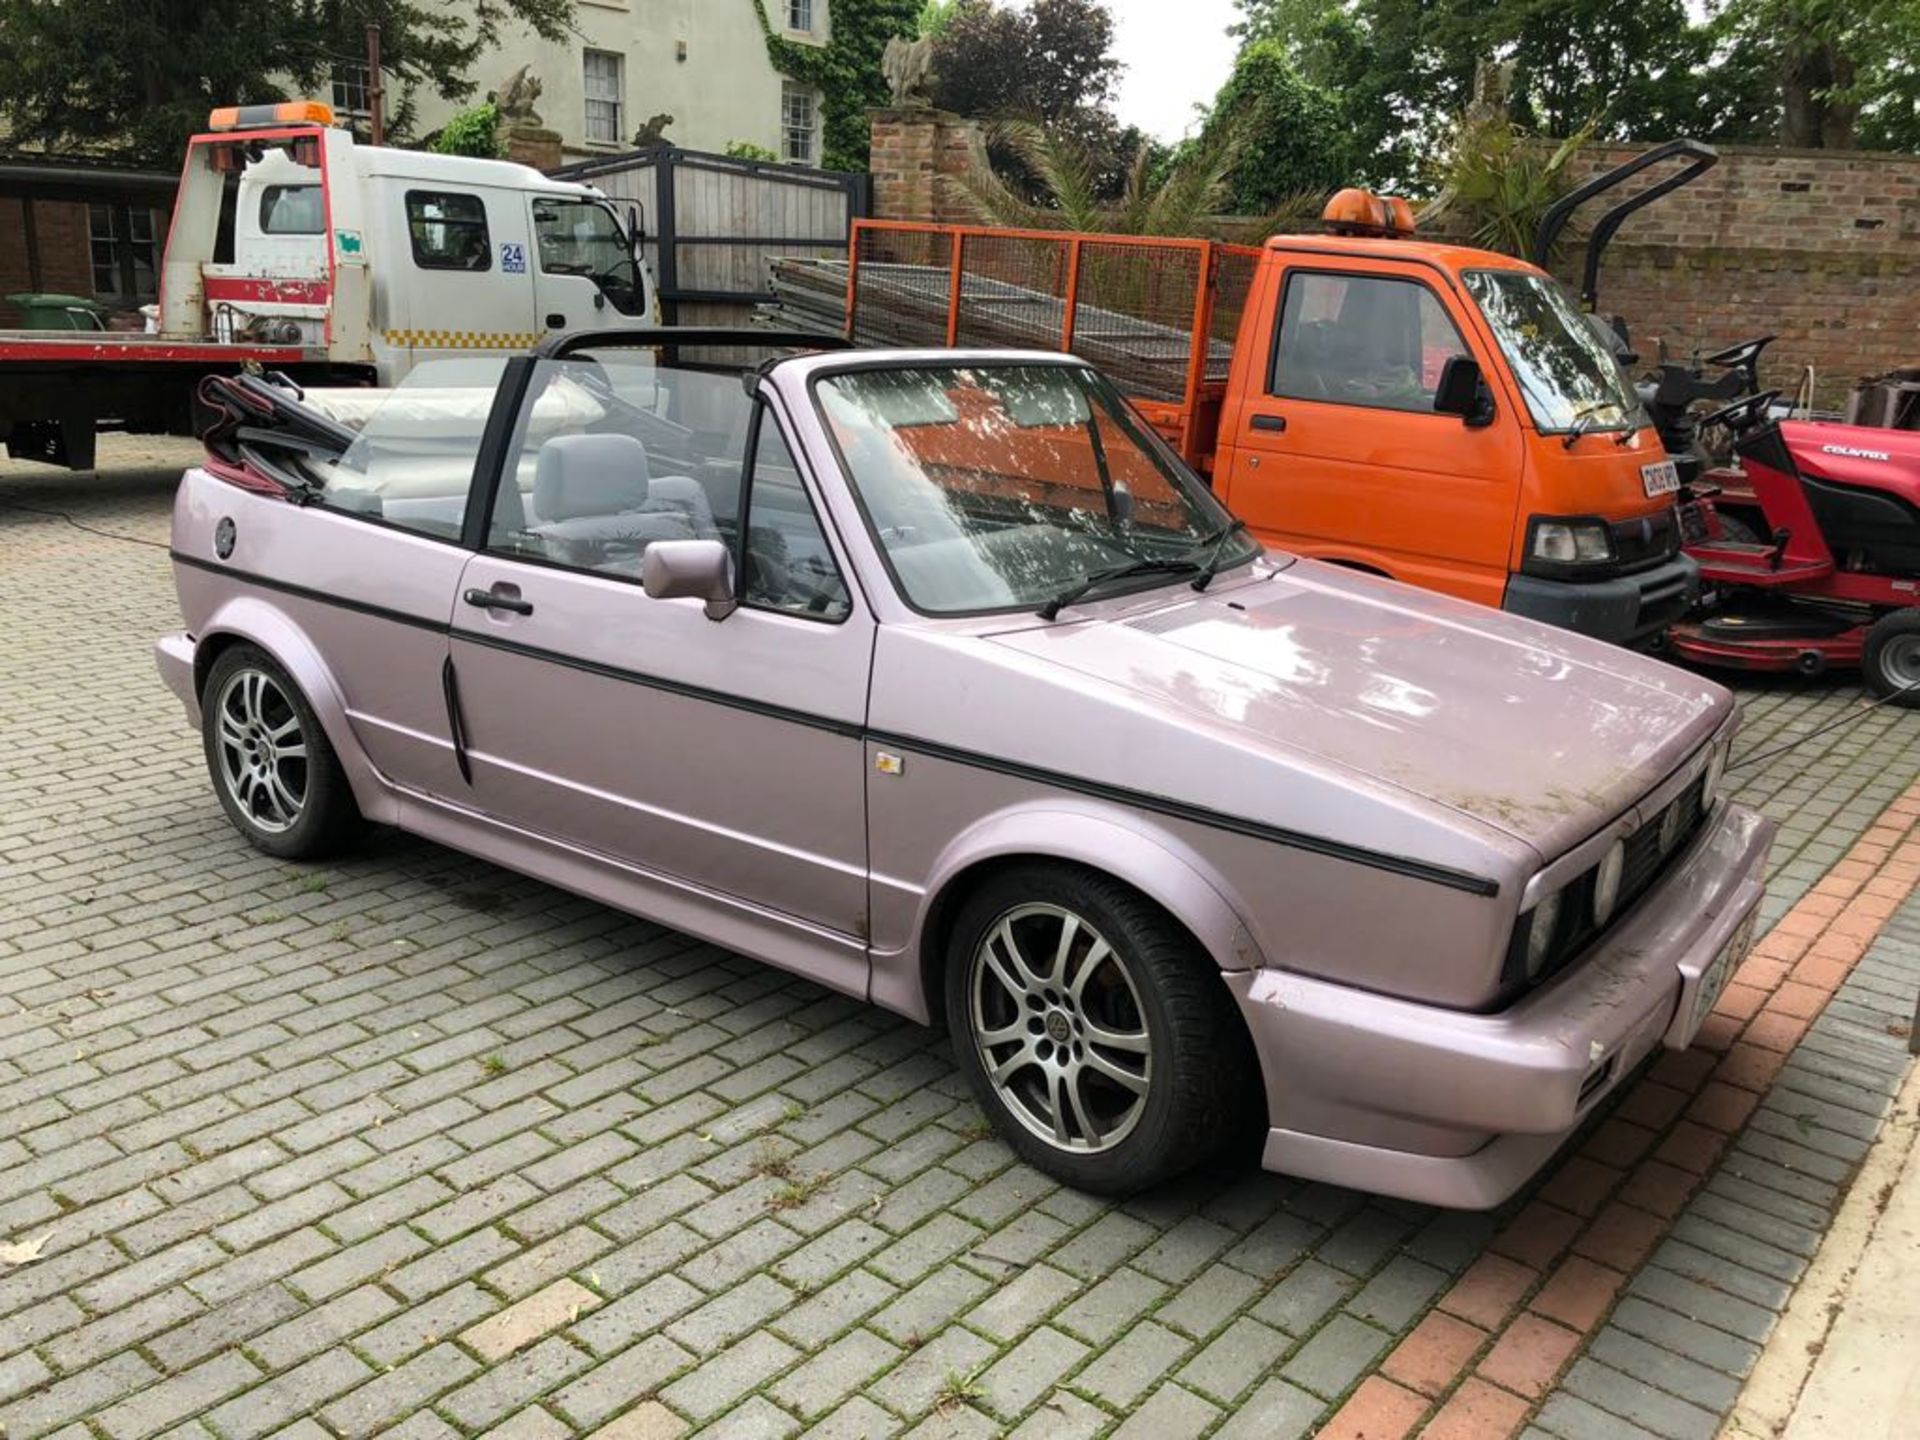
[495, 65, 545, 128]
[882, 35, 935, 108]
[632, 112, 674, 147]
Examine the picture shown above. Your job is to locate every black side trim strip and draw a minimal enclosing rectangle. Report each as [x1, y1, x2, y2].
[451, 627, 867, 741]
[171, 551, 1498, 897]
[171, 552, 451, 634]
[441, 657, 473, 784]
[868, 729, 1502, 898]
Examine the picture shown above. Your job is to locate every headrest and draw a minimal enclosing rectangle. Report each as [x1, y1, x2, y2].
[534, 432, 651, 522]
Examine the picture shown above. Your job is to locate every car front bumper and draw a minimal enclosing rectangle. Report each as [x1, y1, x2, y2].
[1226, 798, 1774, 1209]
[1502, 552, 1699, 645]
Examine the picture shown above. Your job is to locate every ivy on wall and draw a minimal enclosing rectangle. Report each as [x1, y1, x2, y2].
[752, 0, 922, 172]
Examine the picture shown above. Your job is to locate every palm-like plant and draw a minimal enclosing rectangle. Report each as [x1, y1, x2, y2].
[1421, 113, 1595, 260]
[941, 119, 1318, 239]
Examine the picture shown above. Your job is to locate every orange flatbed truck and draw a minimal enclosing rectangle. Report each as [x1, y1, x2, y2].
[835, 199, 1698, 646]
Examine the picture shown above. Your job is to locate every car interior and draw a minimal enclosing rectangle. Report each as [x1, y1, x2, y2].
[298, 358, 850, 617]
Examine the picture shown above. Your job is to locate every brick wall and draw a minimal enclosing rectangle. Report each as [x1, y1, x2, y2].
[0, 197, 95, 326]
[1552, 144, 1920, 408]
[867, 108, 986, 225]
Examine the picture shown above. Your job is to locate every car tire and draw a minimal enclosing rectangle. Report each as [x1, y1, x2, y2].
[943, 862, 1254, 1195]
[1863, 608, 1920, 707]
[201, 644, 364, 858]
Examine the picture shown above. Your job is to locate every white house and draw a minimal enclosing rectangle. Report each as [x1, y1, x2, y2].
[337, 0, 830, 166]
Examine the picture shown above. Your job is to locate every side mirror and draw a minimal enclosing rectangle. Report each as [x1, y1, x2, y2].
[1433, 355, 1494, 427]
[627, 203, 645, 247]
[642, 539, 736, 621]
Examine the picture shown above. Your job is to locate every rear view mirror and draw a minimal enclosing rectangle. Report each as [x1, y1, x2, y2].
[627, 204, 645, 247]
[643, 539, 736, 620]
[1433, 355, 1493, 427]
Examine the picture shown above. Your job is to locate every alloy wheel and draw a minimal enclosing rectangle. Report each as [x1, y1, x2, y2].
[968, 902, 1152, 1154]
[213, 668, 309, 835]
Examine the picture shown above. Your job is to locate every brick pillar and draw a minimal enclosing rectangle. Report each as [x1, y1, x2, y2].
[868, 108, 985, 223]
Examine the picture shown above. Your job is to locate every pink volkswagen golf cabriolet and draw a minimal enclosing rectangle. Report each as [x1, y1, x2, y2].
[158, 330, 1772, 1205]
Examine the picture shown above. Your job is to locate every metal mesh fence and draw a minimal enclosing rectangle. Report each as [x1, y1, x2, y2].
[847, 227, 956, 349]
[954, 233, 1071, 353]
[1209, 247, 1264, 385]
[1068, 241, 1205, 402]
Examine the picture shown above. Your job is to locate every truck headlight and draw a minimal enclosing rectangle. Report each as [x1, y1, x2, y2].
[1530, 517, 1615, 565]
[1702, 740, 1728, 809]
[1525, 888, 1564, 978]
[1592, 839, 1626, 927]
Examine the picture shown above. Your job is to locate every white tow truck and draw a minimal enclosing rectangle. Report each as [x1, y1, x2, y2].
[0, 101, 656, 470]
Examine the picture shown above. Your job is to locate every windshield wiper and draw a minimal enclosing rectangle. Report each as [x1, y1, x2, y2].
[1563, 413, 1598, 449]
[1189, 518, 1251, 592]
[1038, 556, 1203, 621]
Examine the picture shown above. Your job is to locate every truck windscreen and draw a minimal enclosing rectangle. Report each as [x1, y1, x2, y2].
[1461, 270, 1643, 435]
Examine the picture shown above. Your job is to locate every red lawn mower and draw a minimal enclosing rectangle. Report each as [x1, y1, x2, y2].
[1669, 389, 1920, 702]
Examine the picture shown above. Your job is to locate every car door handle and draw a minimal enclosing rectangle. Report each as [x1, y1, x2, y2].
[464, 587, 534, 615]
[545, 312, 566, 329]
[1250, 413, 1287, 433]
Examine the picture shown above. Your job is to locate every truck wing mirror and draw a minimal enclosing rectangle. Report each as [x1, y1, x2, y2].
[1433, 355, 1494, 427]
[643, 539, 737, 621]
[627, 204, 645, 246]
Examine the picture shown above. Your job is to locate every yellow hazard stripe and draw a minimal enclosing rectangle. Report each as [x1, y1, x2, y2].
[382, 329, 543, 349]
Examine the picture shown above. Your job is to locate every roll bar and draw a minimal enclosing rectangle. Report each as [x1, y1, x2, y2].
[1532, 139, 1718, 310]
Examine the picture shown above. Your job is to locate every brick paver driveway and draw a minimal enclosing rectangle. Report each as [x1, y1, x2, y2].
[3, 441, 1917, 1440]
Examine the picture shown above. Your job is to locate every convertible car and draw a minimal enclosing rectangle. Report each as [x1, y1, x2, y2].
[157, 329, 1773, 1205]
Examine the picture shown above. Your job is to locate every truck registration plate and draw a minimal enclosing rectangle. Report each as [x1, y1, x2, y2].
[1641, 459, 1681, 497]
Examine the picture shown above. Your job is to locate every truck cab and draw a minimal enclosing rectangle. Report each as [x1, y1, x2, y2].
[191, 102, 657, 378]
[831, 204, 1697, 650]
[1212, 198, 1696, 645]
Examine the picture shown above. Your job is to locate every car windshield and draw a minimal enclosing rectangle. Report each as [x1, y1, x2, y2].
[815, 363, 1261, 615]
[1461, 270, 1643, 434]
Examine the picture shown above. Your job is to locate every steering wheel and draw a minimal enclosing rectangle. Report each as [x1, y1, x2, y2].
[1700, 389, 1779, 434]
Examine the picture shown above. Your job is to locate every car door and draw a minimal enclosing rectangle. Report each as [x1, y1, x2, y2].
[388, 186, 539, 366]
[446, 351, 873, 941]
[1218, 257, 1524, 608]
[528, 195, 650, 336]
[259, 357, 508, 797]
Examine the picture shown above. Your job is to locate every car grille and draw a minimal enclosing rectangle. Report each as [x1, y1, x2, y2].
[1521, 773, 1710, 991]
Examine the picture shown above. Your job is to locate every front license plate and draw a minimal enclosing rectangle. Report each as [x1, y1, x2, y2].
[1642, 459, 1681, 497]
[1669, 909, 1757, 1048]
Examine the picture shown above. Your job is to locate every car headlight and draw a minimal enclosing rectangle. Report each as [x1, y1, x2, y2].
[1529, 517, 1615, 565]
[1592, 839, 1626, 927]
[1525, 889, 1564, 979]
[1702, 740, 1728, 809]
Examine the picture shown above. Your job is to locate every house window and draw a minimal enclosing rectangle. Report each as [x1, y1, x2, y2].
[788, 0, 814, 31]
[584, 49, 624, 146]
[782, 84, 817, 165]
[89, 204, 160, 306]
[332, 62, 372, 118]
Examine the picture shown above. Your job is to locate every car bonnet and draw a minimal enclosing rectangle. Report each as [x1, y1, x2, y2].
[985, 563, 1729, 861]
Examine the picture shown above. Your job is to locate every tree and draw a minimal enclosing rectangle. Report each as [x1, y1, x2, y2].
[1228, 0, 1914, 168]
[926, 0, 1141, 196]
[1715, 0, 1920, 150]
[0, 0, 574, 165]
[1192, 39, 1352, 213]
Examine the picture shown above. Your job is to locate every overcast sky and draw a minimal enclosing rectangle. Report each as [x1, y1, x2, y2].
[1105, 0, 1243, 142]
